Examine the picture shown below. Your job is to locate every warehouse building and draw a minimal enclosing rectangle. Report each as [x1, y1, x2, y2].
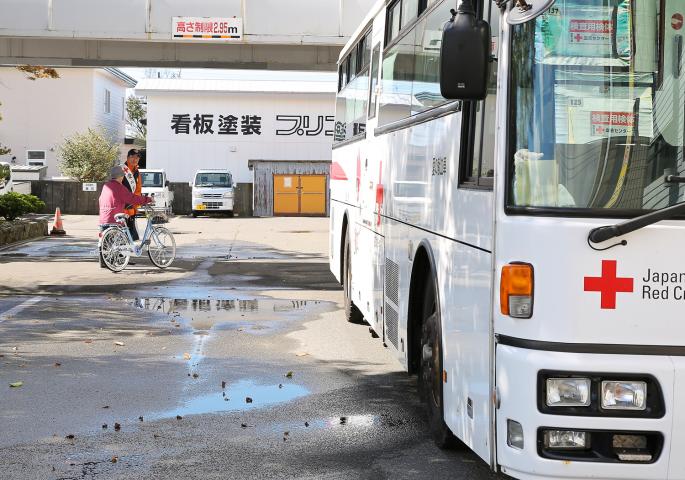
[136, 76, 335, 216]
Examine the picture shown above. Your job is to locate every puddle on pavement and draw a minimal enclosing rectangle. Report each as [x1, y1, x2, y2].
[151, 379, 308, 419]
[130, 296, 329, 335]
[175, 241, 289, 261]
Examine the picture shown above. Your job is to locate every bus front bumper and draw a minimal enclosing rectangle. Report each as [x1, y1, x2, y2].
[496, 344, 685, 480]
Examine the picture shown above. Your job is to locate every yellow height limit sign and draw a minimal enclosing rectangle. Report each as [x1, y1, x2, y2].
[172, 17, 243, 41]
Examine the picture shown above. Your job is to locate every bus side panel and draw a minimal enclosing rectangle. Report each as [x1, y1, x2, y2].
[329, 199, 346, 284]
[351, 221, 384, 329]
[439, 236, 493, 464]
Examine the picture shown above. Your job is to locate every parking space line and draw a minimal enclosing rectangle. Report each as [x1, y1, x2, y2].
[0, 296, 43, 322]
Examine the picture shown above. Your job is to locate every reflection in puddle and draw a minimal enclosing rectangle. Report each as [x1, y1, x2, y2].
[152, 380, 308, 419]
[130, 296, 324, 335]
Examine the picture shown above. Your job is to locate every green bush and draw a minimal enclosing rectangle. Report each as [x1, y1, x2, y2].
[0, 192, 46, 221]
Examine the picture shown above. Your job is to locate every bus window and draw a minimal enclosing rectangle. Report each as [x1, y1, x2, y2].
[460, 0, 499, 186]
[401, 0, 419, 28]
[369, 43, 381, 119]
[379, 28, 416, 125]
[387, 1, 401, 44]
[508, 0, 672, 211]
[411, 4, 449, 115]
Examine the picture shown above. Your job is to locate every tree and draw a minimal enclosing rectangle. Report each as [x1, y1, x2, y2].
[57, 129, 120, 182]
[15, 65, 60, 81]
[126, 96, 147, 146]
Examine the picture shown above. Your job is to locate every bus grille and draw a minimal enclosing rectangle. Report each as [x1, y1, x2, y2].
[385, 301, 398, 348]
[385, 259, 399, 305]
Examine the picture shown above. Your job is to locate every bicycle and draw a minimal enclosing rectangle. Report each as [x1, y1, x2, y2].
[99, 204, 176, 272]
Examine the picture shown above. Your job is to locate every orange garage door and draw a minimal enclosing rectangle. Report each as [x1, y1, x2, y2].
[273, 174, 326, 215]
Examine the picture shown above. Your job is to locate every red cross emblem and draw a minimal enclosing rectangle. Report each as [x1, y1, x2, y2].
[584, 260, 634, 309]
[574, 33, 583, 42]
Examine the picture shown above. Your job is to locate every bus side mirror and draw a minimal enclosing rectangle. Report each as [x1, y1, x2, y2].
[165, 180, 170, 187]
[440, 1, 490, 101]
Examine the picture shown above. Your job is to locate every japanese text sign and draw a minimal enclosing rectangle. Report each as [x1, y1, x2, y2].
[172, 17, 242, 41]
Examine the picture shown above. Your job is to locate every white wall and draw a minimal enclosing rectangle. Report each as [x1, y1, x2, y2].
[0, 67, 93, 178]
[145, 91, 335, 183]
[0, 67, 130, 177]
[92, 70, 128, 149]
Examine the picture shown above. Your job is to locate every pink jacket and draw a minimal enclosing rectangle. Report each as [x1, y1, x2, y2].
[99, 179, 151, 225]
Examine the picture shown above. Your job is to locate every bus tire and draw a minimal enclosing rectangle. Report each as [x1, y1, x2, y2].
[343, 231, 364, 324]
[420, 280, 458, 449]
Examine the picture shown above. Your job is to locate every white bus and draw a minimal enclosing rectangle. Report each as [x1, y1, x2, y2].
[330, 0, 685, 478]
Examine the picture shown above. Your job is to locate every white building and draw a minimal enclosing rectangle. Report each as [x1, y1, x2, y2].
[136, 77, 336, 184]
[0, 67, 135, 178]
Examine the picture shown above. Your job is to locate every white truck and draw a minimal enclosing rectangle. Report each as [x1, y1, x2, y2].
[190, 169, 234, 217]
[140, 169, 173, 216]
[0, 162, 13, 195]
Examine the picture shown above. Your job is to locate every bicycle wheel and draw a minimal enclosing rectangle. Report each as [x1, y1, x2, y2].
[148, 226, 176, 268]
[100, 228, 130, 272]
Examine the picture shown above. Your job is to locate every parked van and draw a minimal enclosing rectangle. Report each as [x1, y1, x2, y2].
[0, 162, 13, 195]
[190, 169, 234, 217]
[140, 169, 173, 215]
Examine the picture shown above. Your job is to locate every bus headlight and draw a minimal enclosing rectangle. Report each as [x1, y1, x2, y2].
[223, 191, 233, 198]
[543, 430, 589, 450]
[601, 381, 646, 410]
[546, 378, 591, 407]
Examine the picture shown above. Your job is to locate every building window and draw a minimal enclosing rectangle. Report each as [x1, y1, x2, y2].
[104, 89, 111, 114]
[26, 150, 46, 166]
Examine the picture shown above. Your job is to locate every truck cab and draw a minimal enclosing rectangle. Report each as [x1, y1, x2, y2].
[190, 169, 234, 217]
[0, 162, 13, 195]
[140, 169, 173, 215]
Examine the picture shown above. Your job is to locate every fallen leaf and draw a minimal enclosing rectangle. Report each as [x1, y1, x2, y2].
[295, 352, 309, 357]
[65, 434, 74, 440]
[192, 373, 199, 378]
[138, 416, 144, 422]
[304, 422, 309, 427]
[240, 423, 248, 428]
[114, 423, 121, 431]
[9, 381, 23, 388]
[113, 341, 125, 347]
[84, 339, 93, 344]
[153, 434, 160, 438]
[111, 456, 118, 463]
[175, 324, 180, 328]
[224, 398, 229, 401]
[176, 415, 183, 420]
[278, 384, 283, 389]
[245, 397, 253, 403]
[102, 405, 110, 409]
[284, 431, 289, 436]
[221, 381, 226, 389]
[102, 424, 108, 429]
[183, 353, 191, 360]
[54, 363, 61, 367]
[285, 371, 293, 378]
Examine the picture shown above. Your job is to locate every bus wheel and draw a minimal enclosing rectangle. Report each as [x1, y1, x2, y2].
[343, 232, 364, 324]
[420, 281, 458, 449]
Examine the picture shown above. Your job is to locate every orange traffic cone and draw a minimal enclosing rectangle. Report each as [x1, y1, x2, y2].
[50, 207, 66, 236]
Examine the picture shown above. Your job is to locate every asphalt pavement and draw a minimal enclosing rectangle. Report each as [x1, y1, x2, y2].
[0, 215, 503, 480]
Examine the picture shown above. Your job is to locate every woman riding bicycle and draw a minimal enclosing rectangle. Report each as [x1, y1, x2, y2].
[99, 165, 152, 225]
[98, 166, 152, 267]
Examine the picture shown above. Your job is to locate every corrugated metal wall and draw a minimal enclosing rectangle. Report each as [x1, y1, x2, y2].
[250, 160, 330, 217]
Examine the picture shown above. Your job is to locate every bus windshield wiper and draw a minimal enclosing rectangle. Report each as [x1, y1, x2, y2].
[588, 201, 685, 244]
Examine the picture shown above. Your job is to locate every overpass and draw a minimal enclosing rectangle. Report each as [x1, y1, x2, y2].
[0, 0, 375, 71]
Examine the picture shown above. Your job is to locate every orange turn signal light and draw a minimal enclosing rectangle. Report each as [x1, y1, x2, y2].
[500, 263, 534, 318]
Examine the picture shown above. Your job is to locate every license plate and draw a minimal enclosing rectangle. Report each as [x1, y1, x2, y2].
[196, 204, 206, 210]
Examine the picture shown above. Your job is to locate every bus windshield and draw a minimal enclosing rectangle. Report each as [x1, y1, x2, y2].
[508, 0, 685, 213]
